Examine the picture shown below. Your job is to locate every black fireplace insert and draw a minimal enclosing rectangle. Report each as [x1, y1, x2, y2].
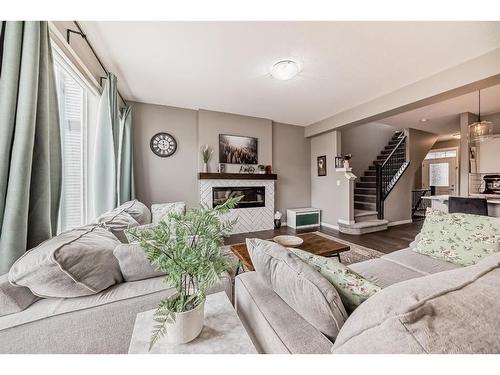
[212, 186, 265, 209]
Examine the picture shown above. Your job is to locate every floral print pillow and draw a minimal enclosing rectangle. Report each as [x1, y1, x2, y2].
[414, 208, 500, 266]
[288, 247, 381, 313]
[124, 223, 156, 243]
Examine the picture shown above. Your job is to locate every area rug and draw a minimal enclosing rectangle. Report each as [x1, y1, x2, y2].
[222, 231, 384, 271]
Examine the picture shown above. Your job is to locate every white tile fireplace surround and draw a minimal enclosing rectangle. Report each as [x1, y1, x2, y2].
[199, 176, 275, 234]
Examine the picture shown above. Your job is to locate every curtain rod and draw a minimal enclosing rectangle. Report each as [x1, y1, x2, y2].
[66, 21, 127, 106]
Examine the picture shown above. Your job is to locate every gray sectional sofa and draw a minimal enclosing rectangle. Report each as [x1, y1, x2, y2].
[0, 200, 232, 354]
[235, 238, 500, 354]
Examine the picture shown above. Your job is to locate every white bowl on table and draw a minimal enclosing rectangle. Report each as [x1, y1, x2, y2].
[272, 235, 304, 248]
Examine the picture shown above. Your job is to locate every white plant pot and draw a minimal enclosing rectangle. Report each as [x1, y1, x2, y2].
[202, 163, 208, 173]
[165, 299, 205, 344]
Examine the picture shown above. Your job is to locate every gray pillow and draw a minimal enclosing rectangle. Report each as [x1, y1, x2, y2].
[0, 273, 39, 317]
[95, 211, 139, 243]
[113, 243, 166, 282]
[117, 200, 151, 225]
[9, 225, 123, 298]
[332, 251, 500, 353]
[246, 238, 348, 341]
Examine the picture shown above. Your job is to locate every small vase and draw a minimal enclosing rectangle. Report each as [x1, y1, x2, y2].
[165, 299, 205, 344]
[203, 163, 208, 173]
[274, 219, 282, 229]
[343, 160, 350, 169]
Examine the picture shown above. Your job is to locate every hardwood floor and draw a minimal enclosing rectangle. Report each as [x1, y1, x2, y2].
[224, 221, 423, 254]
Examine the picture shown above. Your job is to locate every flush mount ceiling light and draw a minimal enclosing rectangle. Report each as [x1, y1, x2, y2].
[271, 59, 301, 80]
[419, 118, 429, 123]
[469, 90, 493, 142]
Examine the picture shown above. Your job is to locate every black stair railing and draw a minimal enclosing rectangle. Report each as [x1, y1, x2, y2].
[376, 134, 410, 219]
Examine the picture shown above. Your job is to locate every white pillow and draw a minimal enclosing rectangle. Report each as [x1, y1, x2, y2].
[151, 202, 186, 225]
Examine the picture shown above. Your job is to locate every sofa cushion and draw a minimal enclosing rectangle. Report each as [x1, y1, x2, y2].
[332, 252, 500, 353]
[9, 226, 123, 298]
[246, 238, 347, 341]
[382, 247, 460, 275]
[0, 274, 38, 317]
[151, 202, 186, 225]
[414, 208, 500, 266]
[289, 247, 381, 313]
[235, 272, 334, 354]
[348, 258, 426, 288]
[113, 243, 165, 282]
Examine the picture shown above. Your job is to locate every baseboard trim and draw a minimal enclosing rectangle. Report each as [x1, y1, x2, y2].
[388, 219, 413, 227]
[320, 222, 339, 230]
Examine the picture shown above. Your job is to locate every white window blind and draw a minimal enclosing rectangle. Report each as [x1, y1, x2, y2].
[55, 62, 86, 232]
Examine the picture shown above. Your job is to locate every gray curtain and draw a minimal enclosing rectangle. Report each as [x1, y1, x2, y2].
[0, 22, 62, 274]
[118, 105, 135, 204]
[92, 73, 135, 217]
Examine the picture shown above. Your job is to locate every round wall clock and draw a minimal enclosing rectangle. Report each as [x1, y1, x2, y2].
[150, 132, 177, 157]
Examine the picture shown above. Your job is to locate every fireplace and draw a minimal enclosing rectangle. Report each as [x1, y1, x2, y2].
[212, 186, 265, 209]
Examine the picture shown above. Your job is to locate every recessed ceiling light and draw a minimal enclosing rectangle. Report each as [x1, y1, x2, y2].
[419, 118, 429, 123]
[271, 59, 301, 81]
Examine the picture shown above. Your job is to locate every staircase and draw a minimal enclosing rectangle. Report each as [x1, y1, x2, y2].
[339, 131, 409, 235]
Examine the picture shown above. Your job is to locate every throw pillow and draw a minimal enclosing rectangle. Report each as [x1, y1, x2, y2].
[95, 211, 139, 243]
[0, 273, 39, 317]
[113, 243, 165, 282]
[124, 223, 156, 244]
[151, 202, 186, 225]
[414, 208, 500, 266]
[246, 238, 348, 341]
[9, 225, 123, 298]
[289, 248, 381, 313]
[332, 252, 500, 353]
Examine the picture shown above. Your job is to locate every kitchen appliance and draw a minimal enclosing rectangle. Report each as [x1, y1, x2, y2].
[483, 175, 500, 194]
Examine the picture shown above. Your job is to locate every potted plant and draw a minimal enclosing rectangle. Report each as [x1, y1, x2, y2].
[128, 196, 242, 349]
[201, 145, 213, 173]
[257, 164, 266, 174]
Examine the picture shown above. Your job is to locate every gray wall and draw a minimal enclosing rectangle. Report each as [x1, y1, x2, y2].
[384, 129, 438, 222]
[131, 101, 199, 208]
[131, 103, 312, 215]
[198, 110, 273, 173]
[432, 139, 460, 150]
[273, 123, 311, 220]
[341, 122, 398, 177]
[310, 131, 348, 227]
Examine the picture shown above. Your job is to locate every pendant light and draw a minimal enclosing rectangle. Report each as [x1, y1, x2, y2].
[469, 90, 493, 142]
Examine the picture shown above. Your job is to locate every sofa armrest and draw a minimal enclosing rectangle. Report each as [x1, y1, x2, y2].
[235, 272, 333, 354]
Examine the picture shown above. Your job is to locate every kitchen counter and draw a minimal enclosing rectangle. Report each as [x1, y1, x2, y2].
[422, 195, 500, 216]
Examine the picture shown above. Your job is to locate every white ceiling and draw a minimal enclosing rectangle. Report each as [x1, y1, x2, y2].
[80, 21, 500, 126]
[381, 84, 500, 140]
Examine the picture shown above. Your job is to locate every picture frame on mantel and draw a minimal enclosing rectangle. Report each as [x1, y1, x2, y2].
[317, 155, 327, 176]
[219, 134, 258, 164]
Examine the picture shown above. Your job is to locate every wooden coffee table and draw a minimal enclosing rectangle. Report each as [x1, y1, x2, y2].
[229, 232, 350, 272]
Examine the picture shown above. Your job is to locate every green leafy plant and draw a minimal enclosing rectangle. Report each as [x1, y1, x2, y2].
[201, 144, 213, 163]
[128, 196, 242, 349]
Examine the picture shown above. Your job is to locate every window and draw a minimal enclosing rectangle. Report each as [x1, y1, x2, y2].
[54, 55, 88, 232]
[425, 149, 457, 160]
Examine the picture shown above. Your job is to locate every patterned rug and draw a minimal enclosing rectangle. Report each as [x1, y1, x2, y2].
[222, 231, 384, 271]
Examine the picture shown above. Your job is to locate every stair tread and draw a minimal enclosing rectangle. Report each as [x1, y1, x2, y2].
[339, 219, 389, 229]
[354, 209, 378, 217]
